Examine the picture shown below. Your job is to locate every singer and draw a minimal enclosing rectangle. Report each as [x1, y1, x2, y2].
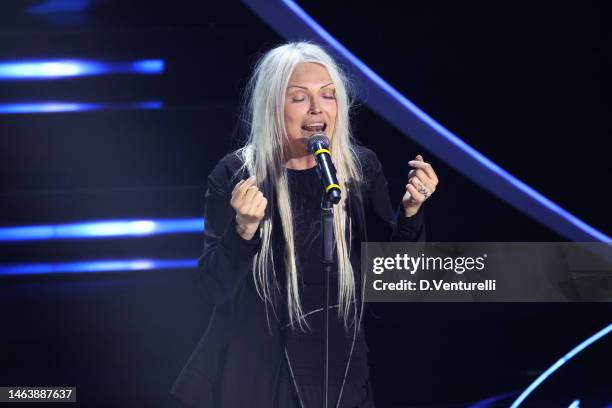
[171, 42, 438, 408]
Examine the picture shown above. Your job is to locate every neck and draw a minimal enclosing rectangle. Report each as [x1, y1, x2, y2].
[283, 142, 316, 170]
[284, 154, 316, 170]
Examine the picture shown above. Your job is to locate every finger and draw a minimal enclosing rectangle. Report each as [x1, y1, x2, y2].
[232, 178, 247, 195]
[245, 190, 264, 214]
[241, 186, 260, 211]
[413, 169, 435, 192]
[254, 196, 268, 217]
[409, 177, 431, 201]
[236, 176, 256, 197]
[407, 167, 431, 181]
[232, 178, 251, 206]
[406, 184, 424, 203]
[407, 172, 427, 189]
[409, 177, 426, 192]
[416, 154, 424, 162]
[407, 176, 420, 190]
[233, 182, 257, 209]
[410, 183, 428, 202]
[408, 160, 438, 182]
[414, 169, 427, 180]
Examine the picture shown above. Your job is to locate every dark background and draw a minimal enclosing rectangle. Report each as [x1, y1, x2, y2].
[0, 1, 610, 407]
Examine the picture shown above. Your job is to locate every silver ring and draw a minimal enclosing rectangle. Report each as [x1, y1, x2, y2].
[418, 186, 428, 199]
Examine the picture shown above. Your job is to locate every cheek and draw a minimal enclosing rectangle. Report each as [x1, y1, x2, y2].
[326, 103, 338, 130]
[284, 105, 304, 136]
[285, 104, 303, 123]
[325, 100, 338, 118]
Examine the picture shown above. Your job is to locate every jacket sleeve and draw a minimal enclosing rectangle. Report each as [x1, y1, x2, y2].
[197, 161, 261, 305]
[360, 149, 426, 322]
[364, 150, 426, 243]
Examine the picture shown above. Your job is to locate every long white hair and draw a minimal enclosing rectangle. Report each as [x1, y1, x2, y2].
[235, 42, 364, 331]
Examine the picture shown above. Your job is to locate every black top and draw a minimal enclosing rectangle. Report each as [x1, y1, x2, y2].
[283, 165, 367, 387]
[170, 146, 425, 408]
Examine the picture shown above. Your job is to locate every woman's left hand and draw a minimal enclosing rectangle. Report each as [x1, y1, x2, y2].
[402, 154, 438, 217]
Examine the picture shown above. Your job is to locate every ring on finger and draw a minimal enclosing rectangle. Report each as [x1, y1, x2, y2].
[418, 185, 428, 199]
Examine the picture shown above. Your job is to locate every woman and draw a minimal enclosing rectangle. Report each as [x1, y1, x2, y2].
[171, 42, 438, 408]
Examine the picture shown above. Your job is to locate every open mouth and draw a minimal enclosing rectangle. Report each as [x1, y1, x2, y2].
[301, 122, 327, 133]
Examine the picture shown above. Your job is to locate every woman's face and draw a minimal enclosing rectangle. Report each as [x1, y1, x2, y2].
[284, 62, 337, 155]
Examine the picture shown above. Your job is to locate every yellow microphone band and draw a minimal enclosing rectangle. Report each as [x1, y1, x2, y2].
[314, 148, 331, 156]
[325, 184, 341, 193]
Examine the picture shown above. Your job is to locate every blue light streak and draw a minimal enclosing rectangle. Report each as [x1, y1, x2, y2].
[28, 0, 93, 14]
[241, 0, 610, 242]
[466, 391, 517, 408]
[0, 258, 197, 276]
[0, 101, 162, 114]
[568, 400, 580, 408]
[0, 59, 164, 80]
[131, 60, 165, 73]
[509, 324, 612, 407]
[0, 218, 203, 242]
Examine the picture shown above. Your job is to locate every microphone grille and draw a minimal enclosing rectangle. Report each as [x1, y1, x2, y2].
[308, 133, 329, 152]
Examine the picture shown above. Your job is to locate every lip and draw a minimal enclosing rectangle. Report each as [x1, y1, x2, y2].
[301, 122, 327, 132]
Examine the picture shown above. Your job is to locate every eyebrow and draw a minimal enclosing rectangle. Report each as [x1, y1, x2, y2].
[287, 82, 335, 90]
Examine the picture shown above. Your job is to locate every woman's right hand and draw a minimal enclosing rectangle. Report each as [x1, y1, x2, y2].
[231, 175, 268, 240]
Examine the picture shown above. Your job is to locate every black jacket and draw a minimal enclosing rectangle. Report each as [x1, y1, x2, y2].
[171, 146, 425, 407]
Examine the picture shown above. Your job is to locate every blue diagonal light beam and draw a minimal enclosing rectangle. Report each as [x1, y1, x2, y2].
[0, 59, 164, 80]
[242, 0, 610, 242]
[0, 218, 203, 242]
[0, 101, 162, 114]
[0, 258, 197, 276]
[510, 323, 612, 407]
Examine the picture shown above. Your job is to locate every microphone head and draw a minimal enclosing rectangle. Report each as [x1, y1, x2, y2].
[307, 133, 329, 153]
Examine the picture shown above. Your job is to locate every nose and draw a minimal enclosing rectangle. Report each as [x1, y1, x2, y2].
[309, 97, 322, 114]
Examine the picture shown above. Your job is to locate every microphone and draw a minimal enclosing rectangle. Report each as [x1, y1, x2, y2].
[307, 133, 341, 205]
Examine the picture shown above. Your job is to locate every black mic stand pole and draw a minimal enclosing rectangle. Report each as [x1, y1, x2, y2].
[321, 193, 334, 408]
[309, 133, 341, 408]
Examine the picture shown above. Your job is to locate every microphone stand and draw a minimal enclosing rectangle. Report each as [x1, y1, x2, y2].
[321, 194, 335, 408]
[308, 133, 341, 408]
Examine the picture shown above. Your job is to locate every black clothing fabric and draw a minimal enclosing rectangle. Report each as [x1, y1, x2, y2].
[171, 146, 425, 408]
[276, 375, 375, 408]
[280, 165, 371, 407]
[283, 165, 368, 387]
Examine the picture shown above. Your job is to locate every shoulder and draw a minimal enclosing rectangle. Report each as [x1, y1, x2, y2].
[207, 150, 248, 195]
[351, 144, 383, 183]
[352, 144, 380, 165]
